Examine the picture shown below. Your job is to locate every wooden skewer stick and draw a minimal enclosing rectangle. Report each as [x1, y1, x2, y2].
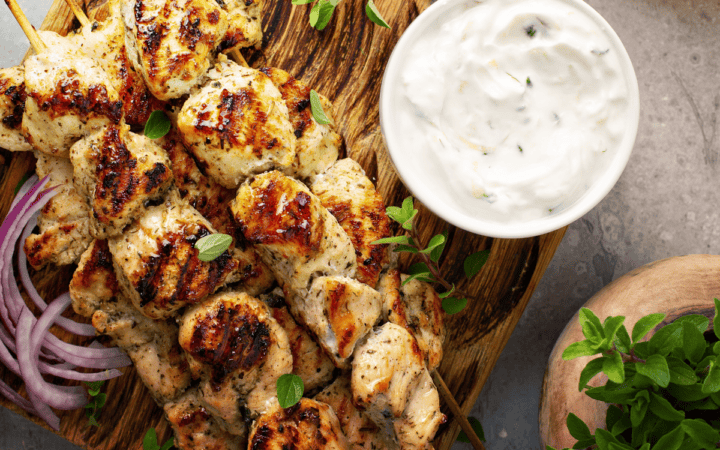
[231, 48, 249, 68]
[4, 0, 47, 54]
[63, 0, 90, 27]
[432, 370, 487, 450]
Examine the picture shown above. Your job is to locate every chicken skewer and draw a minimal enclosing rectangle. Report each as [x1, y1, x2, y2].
[62, 0, 91, 27]
[4, 0, 47, 54]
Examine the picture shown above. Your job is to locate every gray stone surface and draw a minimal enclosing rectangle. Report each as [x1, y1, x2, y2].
[0, 0, 718, 449]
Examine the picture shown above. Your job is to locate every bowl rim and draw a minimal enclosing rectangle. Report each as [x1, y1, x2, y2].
[379, 0, 641, 239]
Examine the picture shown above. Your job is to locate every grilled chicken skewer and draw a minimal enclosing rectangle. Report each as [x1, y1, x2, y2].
[0, 67, 32, 151]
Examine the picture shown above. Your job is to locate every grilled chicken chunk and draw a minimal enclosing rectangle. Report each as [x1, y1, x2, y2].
[69, 239, 120, 317]
[178, 291, 292, 434]
[177, 60, 296, 189]
[260, 289, 335, 393]
[299, 276, 381, 369]
[216, 0, 263, 52]
[351, 323, 444, 450]
[231, 171, 357, 299]
[165, 387, 245, 450]
[377, 269, 446, 371]
[160, 128, 275, 293]
[92, 294, 192, 404]
[121, 0, 229, 101]
[315, 376, 387, 450]
[311, 159, 391, 287]
[69, 0, 163, 127]
[0, 66, 31, 151]
[108, 190, 237, 319]
[248, 398, 350, 450]
[260, 67, 341, 180]
[22, 31, 122, 156]
[70, 123, 174, 238]
[23, 152, 93, 269]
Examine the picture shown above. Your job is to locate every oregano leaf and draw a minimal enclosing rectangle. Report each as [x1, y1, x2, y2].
[464, 249, 489, 279]
[420, 233, 446, 255]
[309, 89, 332, 124]
[566, 413, 592, 441]
[456, 416, 485, 442]
[702, 356, 720, 394]
[442, 297, 467, 315]
[714, 298, 720, 340]
[578, 356, 605, 391]
[429, 230, 448, 262]
[562, 340, 601, 361]
[144, 110, 171, 139]
[649, 424, 684, 450]
[632, 313, 665, 343]
[194, 233, 232, 262]
[292, 0, 315, 4]
[393, 244, 419, 254]
[614, 324, 632, 354]
[277, 373, 304, 408]
[630, 390, 649, 427]
[635, 354, 670, 388]
[680, 419, 720, 450]
[143, 428, 160, 450]
[602, 352, 625, 384]
[309, 0, 336, 30]
[649, 391, 685, 422]
[438, 285, 455, 299]
[371, 235, 410, 245]
[401, 272, 434, 286]
[365, 0, 390, 28]
[602, 316, 626, 348]
[666, 356, 698, 385]
[648, 322, 683, 356]
[159, 436, 175, 450]
[681, 320, 706, 364]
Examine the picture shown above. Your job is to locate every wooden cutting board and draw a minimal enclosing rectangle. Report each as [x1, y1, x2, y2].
[0, 0, 567, 448]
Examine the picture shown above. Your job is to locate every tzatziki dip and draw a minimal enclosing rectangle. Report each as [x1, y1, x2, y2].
[387, 0, 631, 224]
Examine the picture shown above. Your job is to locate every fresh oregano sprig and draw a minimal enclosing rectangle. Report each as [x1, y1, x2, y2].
[84, 380, 106, 427]
[144, 110, 171, 140]
[548, 298, 720, 450]
[372, 196, 489, 315]
[143, 427, 174, 450]
[277, 373, 304, 408]
[194, 233, 233, 262]
[292, 0, 390, 31]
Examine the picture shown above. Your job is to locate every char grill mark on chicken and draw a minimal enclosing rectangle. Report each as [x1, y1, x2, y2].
[214, 0, 263, 52]
[231, 170, 357, 299]
[177, 60, 296, 189]
[23, 152, 94, 269]
[121, 0, 229, 101]
[22, 31, 122, 157]
[351, 323, 445, 450]
[178, 291, 292, 434]
[311, 159, 392, 288]
[69, 0, 164, 127]
[70, 123, 174, 239]
[0, 66, 31, 151]
[301, 276, 381, 369]
[160, 128, 276, 293]
[69, 239, 120, 317]
[248, 398, 350, 450]
[108, 190, 238, 320]
[260, 67, 341, 180]
[165, 387, 245, 450]
[315, 376, 387, 450]
[377, 269, 446, 371]
[260, 289, 335, 393]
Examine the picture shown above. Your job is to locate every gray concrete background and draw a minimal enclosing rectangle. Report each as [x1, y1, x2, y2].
[0, 0, 718, 449]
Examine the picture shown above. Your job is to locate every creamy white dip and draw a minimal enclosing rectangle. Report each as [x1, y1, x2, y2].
[392, 0, 630, 223]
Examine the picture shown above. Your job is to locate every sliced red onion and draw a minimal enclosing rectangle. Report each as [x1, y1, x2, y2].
[9, 174, 39, 212]
[18, 216, 96, 337]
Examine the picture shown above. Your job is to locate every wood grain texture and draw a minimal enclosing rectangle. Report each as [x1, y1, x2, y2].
[0, 0, 566, 449]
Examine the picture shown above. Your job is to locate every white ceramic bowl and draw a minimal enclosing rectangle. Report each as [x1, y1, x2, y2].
[379, 0, 640, 239]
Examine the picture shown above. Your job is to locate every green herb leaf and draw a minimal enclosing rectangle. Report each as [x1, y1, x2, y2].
[632, 313, 665, 343]
[309, 0, 336, 30]
[579, 308, 605, 344]
[614, 324, 632, 354]
[393, 244, 419, 254]
[713, 341, 720, 355]
[602, 316, 626, 349]
[666, 356, 699, 385]
[429, 230, 448, 263]
[143, 428, 160, 450]
[578, 356, 605, 391]
[438, 285, 455, 299]
[94, 393, 107, 408]
[605, 404, 624, 432]
[144, 110, 171, 139]
[666, 383, 708, 402]
[675, 314, 710, 334]
[365, 0, 390, 28]
[371, 235, 411, 245]
[85, 380, 104, 397]
[456, 416, 485, 442]
[292, 0, 315, 4]
[194, 233, 232, 262]
[159, 436, 175, 450]
[702, 356, 720, 394]
[420, 233, 446, 255]
[635, 354, 670, 387]
[309, 89, 332, 124]
[386, 197, 417, 230]
[630, 390, 649, 427]
[714, 298, 720, 340]
[680, 419, 720, 450]
[401, 272, 434, 285]
[602, 352, 625, 384]
[648, 322, 683, 356]
[649, 424, 684, 450]
[585, 384, 638, 404]
[277, 373, 304, 408]
[608, 408, 631, 436]
[681, 320, 706, 364]
[649, 391, 685, 422]
[442, 297, 467, 315]
[13, 172, 30, 196]
[562, 340, 601, 361]
[566, 413, 592, 441]
[464, 249, 490, 279]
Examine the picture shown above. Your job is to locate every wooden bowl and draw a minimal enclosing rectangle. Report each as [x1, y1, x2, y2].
[539, 254, 720, 449]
